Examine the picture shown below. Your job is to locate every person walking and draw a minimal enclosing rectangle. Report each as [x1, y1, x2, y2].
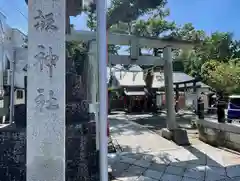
[217, 92, 225, 123]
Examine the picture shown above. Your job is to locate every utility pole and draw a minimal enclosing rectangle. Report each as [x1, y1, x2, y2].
[96, 0, 108, 180]
[9, 49, 16, 124]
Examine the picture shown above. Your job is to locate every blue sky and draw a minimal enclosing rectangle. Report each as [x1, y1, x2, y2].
[1, 0, 240, 38]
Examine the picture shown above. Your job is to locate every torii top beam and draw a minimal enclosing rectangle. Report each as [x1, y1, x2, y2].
[67, 30, 194, 50]
[25, 0, 195, 50]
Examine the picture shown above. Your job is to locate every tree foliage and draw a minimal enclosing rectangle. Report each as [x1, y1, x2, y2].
[66, 41, 88, 74]
[175, 24, 240, 93]
[85, 4, 120, 55]
[79, 0, 240, 94]
[107, 0, 167, 28]
[201, 60, 240, 94]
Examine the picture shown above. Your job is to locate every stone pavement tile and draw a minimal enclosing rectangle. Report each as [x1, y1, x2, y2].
[143, 169, 163, 180]
[116, 170, 141, 181]
[189, 137, 203, 145]
[226, 165, 240, 178]
[185, 163, 206, 172]
[185, 147, 207, 165]
[183, 167, 205, 180]
[160, 173, 182, 181]
[230, 176, 240, 181]
[205, 172, 229, 181]
[117, 176, 140, 181]
[169, 160, 188, 167]
[119, 152, 143, 160]
[166, 148, 205, 167]
[120, 156, 138, 164]
[204, 150, 225, 167]
[108, 153, 121, 165]
[137, 176, 159, 181]
[141, 154, 155, 162]
[164, 149, 191, 162]
[181, 177, 199, 181]
[116, 167, 147, 181]
[165, 165, 185, 176]
[133, 134, 179, 153]
[222, 152, 240, 167]
[112, 162, 131, 177]
[206, 156, 224, 167]
[133, 159, 152, 168]
[186, 158, 206, 165]
[149, 163, 167, 172]
[151, 152, 175, 165]
[192, 144, 222, 155]
[152, 156, 171, 166]
[205, 165, 226, 176]
[127, 165, 147, 176]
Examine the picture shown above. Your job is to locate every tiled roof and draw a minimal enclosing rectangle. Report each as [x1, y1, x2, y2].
[108, 65, 209, 89]
[152, 72, 209, 88]
[108, 66, 145, 87]
[118, 71, 146, 86]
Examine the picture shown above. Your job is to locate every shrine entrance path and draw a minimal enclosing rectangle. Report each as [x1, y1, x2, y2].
[108, 112, 240, 181]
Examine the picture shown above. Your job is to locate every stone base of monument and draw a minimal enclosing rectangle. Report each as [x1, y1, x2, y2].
[172, 128, 190, 146]
[161, 128, 190, 146]
[161, 128, 173, 140]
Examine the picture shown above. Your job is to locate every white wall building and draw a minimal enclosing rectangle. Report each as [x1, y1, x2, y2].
[0, 12, 27, 121]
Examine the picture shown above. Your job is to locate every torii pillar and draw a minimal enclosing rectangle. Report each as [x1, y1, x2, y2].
[162, 46, 190, 146]
[27, 0, 66, 180]
[163, 46, 177, 130]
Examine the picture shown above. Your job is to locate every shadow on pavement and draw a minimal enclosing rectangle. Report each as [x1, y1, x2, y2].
[109, 114, 152, 136]
[110, 111, 197, 134]
[109, 144, 240, 181]
[108, 111, 240, 180]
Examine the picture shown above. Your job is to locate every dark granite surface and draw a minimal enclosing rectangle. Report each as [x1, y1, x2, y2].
[0, 58, 100, 180]
[0, 121, 99, 181]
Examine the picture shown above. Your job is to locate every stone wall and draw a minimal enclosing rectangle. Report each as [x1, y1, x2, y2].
[197, 119, 240, 152]
[0, 130, 26, 181]
[0, 121, 99, 181]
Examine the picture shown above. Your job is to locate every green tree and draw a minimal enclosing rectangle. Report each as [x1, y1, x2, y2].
[85, 4, 120, 55]
[172, 23, 206, 75]
[107, 1, 178, 86]
[174, 23, 240, 74]
[107, 0, 167, 28]
[66, 41, 87, 75]
[83, 0, 240, 94]
[201, 60, 240, 94]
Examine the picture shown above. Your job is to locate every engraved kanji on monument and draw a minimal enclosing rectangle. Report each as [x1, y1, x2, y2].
[34, 10, 58, 32]
[34, 45, 59, 78]
[28, 0, 66, 181]
[35, 88, 59, 112]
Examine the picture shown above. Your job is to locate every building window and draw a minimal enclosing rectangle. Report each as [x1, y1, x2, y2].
[16, 90, 23, 99]
[6, 57, 10, 69]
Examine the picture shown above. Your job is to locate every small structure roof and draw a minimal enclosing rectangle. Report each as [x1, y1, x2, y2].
[108, 66, 145, 88]
[118, 71, 146, 87]
[108, 66, 209, 90]
[152, 72, 209, 89]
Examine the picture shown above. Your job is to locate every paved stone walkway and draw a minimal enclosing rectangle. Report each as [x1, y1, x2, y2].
[108, 113, 240, 181]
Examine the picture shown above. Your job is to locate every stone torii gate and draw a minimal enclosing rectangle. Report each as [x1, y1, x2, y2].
[68, 30, 193, 144]
[26, 0, 192, 181]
